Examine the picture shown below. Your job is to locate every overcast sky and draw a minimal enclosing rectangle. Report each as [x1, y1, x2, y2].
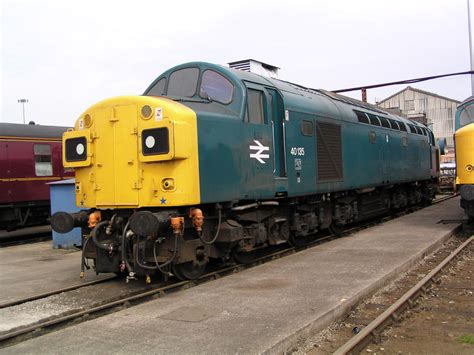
[1, 0, 473, 126]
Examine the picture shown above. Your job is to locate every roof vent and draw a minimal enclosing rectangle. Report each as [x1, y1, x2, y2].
[228, 59, 280, 78]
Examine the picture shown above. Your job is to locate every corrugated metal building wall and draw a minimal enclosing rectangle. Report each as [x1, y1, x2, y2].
[377, 86, 459, 148]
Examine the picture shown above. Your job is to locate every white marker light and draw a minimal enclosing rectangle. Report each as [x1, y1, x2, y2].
[76, 143, 85, 155]
[145, 136, 155, 149]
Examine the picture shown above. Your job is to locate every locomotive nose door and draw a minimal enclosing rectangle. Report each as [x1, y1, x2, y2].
[94, 104, 139, 207]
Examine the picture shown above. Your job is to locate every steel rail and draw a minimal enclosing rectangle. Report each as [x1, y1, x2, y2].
[0, 275, 117, 309]
[334, 235, 473, 355]
[0, 194, 456, 347]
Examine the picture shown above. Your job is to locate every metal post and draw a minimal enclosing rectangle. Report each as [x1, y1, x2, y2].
[17, 99, 28, 124]
[361, 88, 367, 102]
[468, 0, 474, 95]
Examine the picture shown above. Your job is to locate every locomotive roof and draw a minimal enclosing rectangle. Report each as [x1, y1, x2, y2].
[223, 64, 427, 128]
[148, 61, 430, 131]
[0, 123, 70, 139]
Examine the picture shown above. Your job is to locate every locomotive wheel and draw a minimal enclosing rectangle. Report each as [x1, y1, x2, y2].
[232, 249, 257, 264]
[172, 261, 207, 281]
[288, 234, 312, 247]
[328, 223, 344, 236]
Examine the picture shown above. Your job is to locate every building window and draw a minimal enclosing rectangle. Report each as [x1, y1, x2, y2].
[405, 100, 415, 111]
[34, 144, 52, 176]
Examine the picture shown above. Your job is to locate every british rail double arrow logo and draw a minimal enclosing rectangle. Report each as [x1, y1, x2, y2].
[249, 140, 270, 164]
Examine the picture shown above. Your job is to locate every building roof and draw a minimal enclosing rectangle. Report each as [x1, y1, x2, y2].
[378, 86, 461, 105]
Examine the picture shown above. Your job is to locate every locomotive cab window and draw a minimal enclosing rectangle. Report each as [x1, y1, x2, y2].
[247, 89, 265, 124]
[199, 70, 234, 104]
[147, 77, 167, 96]
[167, 67, 199, 97]
[34, 144, 52, 176]
[460, 104, 474, 127]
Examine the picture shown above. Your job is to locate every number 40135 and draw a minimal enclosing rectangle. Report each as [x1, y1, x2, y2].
[290, 147, 305, 156]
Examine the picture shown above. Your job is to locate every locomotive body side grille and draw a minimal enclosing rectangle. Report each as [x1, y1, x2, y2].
[316, 121, 343, 181]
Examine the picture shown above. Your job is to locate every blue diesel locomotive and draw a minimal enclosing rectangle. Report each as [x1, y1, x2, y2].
[51, 62, 439, 280]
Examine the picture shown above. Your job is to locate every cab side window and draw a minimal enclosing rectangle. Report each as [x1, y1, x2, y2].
[247, 89, 264, 124]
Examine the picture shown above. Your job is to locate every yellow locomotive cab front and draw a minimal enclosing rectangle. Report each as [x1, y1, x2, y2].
[63, 96, 201, 209]
[455, 123, 474, 186]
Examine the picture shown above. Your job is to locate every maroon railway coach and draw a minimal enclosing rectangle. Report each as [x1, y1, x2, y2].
[0, 123, 72, 230]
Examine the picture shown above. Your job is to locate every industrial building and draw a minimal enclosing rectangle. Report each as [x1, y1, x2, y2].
[377, 86, 460, 161]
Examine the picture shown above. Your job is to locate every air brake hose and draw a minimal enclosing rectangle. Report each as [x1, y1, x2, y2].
[198, 208, 222, 245]
[80, 236, 90, 278]
[134, 235, 159, 270]
[91, 220, 112, 251]
[153, 229, 180, 274]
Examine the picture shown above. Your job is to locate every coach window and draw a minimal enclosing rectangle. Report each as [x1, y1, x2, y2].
[167, 67, 199, 97]
[34, 144, 52, 176]
[247, 89, 264, 124]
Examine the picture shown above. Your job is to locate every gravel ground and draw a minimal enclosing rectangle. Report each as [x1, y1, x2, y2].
[293, 233, 473, 355]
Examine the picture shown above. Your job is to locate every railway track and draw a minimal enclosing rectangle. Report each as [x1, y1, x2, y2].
[333, 235, 473, 355]
[0, 225, 52, 248]
[0, 276, 117, 309]
[0, 195, 456, 348]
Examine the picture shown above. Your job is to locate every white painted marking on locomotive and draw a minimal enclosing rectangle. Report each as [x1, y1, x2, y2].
[249, 140, 270, 164]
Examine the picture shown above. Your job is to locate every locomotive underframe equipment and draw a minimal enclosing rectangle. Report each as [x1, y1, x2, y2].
[52, 181, 436, 281]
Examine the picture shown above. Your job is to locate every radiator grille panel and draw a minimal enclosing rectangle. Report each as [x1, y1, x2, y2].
[316, 122, 343, 181]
